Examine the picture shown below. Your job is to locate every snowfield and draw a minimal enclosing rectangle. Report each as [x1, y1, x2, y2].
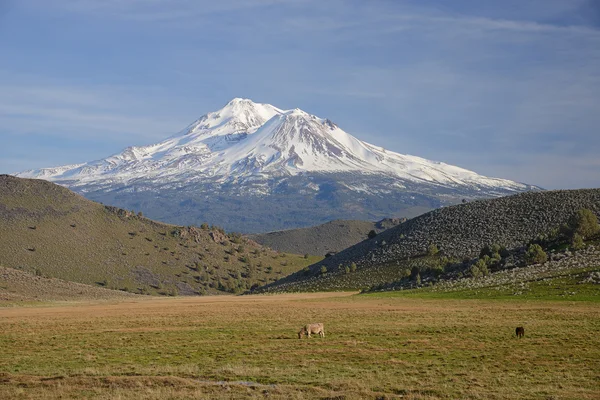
[17, 98, 530, 192]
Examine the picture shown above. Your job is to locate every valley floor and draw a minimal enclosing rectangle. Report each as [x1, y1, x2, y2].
[1, 292, 599, 399]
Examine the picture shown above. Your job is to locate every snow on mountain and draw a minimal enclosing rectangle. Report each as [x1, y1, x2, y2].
[16, 98, 530, 192]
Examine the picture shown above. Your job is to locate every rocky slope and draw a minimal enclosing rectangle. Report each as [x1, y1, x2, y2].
[0, 175, 315, 296]
[257, 188, 600, 292]
[248, 218, 406, 256]
[16, 98, 538, 233]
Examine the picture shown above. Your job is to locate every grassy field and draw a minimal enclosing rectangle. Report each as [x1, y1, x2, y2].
[1, 293, 599, 399]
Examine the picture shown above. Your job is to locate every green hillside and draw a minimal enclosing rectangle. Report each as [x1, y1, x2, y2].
[0, 175, 319, 296]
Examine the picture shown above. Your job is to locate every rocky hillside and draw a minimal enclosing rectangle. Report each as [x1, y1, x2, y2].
[257, 189, 600, 292]
[247, 218, 406, 256]
[0, 175, 317, 296]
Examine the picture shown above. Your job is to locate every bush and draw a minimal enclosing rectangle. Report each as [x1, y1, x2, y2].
[367, 230, 377, 239]
[526, 244, 548, 264]
[475, 258, 489, 276]
[571, 233, 585, 250]
[469, 264, 482, 278]
[568, 209, 600, 239]
[427, 244, 439, 256]
[320, 266, 328, 275]
[350, 262, 357, 272]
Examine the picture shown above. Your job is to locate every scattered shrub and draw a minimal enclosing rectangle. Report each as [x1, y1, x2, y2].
[475, 258, 489, 276]
[367, 230, 377, 239]
[526, 244, 548, 264]
[427, 244, 439, 256]
[469, 265, 482, 278]
[571, 233, 585, 250]
[567, 208, 600, 239]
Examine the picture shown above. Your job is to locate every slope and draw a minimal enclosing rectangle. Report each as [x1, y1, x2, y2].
[257, 188, 600, 292]
[247, 218, 406, 256]
[0, 266, 139, 303]
[0, 175, 317, 296]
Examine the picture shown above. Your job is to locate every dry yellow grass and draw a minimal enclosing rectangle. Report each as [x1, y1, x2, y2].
[1, 292, 599, 399]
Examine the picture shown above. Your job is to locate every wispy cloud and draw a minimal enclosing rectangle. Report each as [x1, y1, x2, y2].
[0, 81, 184, 140]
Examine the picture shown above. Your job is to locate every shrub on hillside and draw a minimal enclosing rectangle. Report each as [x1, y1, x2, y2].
[526, 244, 548, 264]
[367, 230, 377, 239]
[427, 244, 439, 256]
[571, 233, 585, 251]
[567, 208, 600, 239]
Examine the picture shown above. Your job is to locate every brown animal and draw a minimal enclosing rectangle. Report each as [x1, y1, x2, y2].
[515, 326, 524, 338]
[298, 323, 325, 339]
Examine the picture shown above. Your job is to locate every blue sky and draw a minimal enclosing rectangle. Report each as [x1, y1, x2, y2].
[1, 0, 599, 189]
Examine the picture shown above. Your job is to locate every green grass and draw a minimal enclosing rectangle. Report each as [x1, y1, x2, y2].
[365, 265, 600, 302]
[1, 293, 600, 399]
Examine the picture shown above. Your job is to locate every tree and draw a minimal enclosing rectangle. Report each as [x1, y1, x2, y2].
[568, 209, 600, 239]
[368, 230, 377, 239]
[350, 262, 357, 272]
[526, 244, 547, 264]
[320, 266, 328, 275]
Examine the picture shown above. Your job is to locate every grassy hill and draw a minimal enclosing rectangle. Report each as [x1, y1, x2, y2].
[0, 266, 139, 303]
[247, 217, 405, 256]
[0, 175, 319, 296]
[256, 189, 600, 293]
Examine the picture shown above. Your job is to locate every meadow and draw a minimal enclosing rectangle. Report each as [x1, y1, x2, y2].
[1, 292, 599, 399]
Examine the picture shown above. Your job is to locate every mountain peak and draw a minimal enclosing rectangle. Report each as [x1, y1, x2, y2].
[14, 98, 539, 232]
[184, 98, 283, 137]
[16, 99, 537, 210]
[227, 97, 255, 105]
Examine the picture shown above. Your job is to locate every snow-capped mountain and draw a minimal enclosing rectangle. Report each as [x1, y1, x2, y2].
[16, 98, 538, 233]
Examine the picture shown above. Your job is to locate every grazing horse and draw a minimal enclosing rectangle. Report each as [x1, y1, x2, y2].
[298, 323, 325, 339]
[515, 326, 525, 338]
